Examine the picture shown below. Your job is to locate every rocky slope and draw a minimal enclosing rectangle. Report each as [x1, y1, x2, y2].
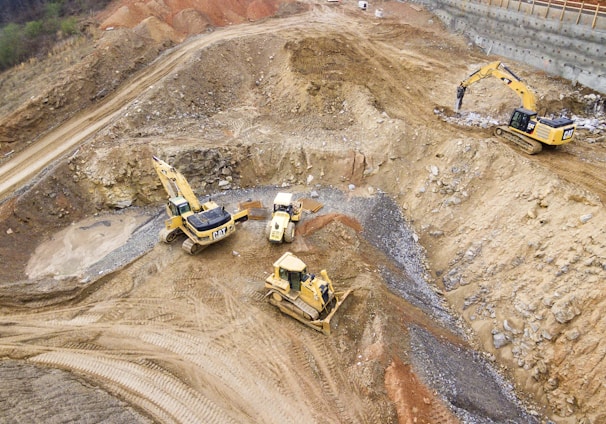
[0, 1, 605, 423]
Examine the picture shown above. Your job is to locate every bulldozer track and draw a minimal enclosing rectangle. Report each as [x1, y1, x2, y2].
[136, 330, 309, 423]
[30, 351, 235, 424]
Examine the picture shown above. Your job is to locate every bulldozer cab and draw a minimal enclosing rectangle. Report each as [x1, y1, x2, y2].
[279, 267, 307, 292]
[274, 252, 309, 293]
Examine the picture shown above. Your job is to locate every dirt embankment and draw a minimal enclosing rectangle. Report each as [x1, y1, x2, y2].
[0, 1, 605, 423]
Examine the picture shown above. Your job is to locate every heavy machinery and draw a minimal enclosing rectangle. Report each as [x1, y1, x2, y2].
[265, 252, 351, 335]
[455, 61, 576, 154]
[266, 192, 302, 243]
[152, 156, 248, 255]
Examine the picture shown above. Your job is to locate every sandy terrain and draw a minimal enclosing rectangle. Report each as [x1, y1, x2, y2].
[0, 1, 605, 423]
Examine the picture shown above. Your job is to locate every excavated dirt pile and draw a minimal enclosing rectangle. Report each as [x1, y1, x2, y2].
[0, 1, 605, 423]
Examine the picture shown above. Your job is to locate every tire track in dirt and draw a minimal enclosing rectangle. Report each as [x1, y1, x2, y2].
[30, 351, 235, 424]
[529, 147, 606, 204]
[303, 333, 367, 423]
[135, 330, 314, 423]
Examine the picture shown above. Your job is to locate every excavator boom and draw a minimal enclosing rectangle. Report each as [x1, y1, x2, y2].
[456, 61, 537, 111]
[455, 61, 575, 153]
[152, 156, 202, 212]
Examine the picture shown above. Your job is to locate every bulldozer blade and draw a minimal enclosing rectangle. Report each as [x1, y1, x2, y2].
[320, 289, 352, 335]
[268, 288, 353, 336]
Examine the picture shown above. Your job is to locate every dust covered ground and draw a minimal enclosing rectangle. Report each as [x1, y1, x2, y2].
[0, 1, 605, 423]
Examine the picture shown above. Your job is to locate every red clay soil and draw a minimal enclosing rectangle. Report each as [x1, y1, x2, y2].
[98, 0, 292, 35]
[385, 357, 460, 424]
[297, 213, 364, 237]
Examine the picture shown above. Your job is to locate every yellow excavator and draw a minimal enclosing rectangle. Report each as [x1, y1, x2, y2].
[152, 156, 248, 254]
[456, 61, 576, 154]
[265, 252, 351, 335]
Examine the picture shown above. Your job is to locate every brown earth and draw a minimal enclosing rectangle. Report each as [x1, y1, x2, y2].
[0, 1, 605, 423]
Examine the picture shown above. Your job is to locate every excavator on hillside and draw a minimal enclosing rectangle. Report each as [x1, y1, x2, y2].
[455, 61, 576, 154]
[152, 156, 248, 255]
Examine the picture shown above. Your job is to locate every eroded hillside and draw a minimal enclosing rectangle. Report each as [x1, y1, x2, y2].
[0, 1, 605, 423]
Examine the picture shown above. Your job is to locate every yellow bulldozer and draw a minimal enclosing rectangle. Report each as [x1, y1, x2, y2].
[152, 156, 248, 254]
[265, 252, 351, 335]
[456, 61, 576, 154]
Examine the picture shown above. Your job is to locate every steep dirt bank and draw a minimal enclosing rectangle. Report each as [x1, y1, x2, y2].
[0, 1, 605, 423]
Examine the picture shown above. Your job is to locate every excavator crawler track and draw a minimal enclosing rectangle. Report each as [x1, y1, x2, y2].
[494, 126, 542, 155]
[182, 238, 206, 255]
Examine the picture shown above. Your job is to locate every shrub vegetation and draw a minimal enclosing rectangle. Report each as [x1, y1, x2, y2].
[0, 0, 112, 71]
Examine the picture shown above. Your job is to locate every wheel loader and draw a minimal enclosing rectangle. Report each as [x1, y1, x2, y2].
[152, 156, 248, 255]
[266, 192, 302, 243]
[265, 252, 351, 335]
[455, 61, 576, 154]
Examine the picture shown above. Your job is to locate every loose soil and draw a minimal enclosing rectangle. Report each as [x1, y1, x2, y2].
[0, 1, 605, 423]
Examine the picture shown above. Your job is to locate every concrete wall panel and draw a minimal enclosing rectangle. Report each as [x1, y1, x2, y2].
[410, 0, 606, 93]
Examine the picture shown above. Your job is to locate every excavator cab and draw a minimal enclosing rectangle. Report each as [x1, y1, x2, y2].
[168, 197, 192, 216]
[509, 108, 537, 133]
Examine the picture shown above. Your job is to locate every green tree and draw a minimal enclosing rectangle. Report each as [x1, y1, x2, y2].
[24, 20, 43, 38]
[0, 22, 25, 68]
[60, 16, 77, 35]
[45, 2, 62, 19]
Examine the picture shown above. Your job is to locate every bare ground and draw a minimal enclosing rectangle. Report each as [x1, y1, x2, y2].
[0, 1, 605, 423]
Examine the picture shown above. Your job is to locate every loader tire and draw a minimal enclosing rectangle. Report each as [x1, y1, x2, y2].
[284, 222, 295, 243]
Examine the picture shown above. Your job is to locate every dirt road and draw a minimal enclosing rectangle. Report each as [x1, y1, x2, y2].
[0, 9, 337, 201]
[1, 1, 605, 423]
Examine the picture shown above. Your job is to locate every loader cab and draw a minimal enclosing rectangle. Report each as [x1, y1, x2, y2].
[168, 196, 192, 216]
[275, 203, 293, 215]
[509, 108, 537, 133]
[273, 192, 294, 214]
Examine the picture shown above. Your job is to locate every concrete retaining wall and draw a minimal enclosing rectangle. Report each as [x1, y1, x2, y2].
[407, 0, 606, 93]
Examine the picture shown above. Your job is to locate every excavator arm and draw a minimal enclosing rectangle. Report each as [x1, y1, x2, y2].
[152, 156, 202, 212]
[455, 61, 537, 112]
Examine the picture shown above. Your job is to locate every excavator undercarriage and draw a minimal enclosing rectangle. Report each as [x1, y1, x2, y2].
[494, 126, 543, 155]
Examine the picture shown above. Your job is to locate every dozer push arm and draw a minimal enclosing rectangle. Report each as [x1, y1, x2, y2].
[152, 156, 202, 212]
[456, 61, 537, 112]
